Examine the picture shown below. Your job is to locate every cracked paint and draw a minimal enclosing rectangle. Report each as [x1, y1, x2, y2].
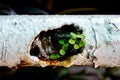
[88, 18, 98, 59]
[92, 17, 120, 67]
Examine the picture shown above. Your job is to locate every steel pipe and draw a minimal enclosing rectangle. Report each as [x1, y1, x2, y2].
[0, 15, 120, 68]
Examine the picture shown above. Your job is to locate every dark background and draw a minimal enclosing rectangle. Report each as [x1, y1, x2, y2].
[0, 0, 120, 14]
[1, 66, 120, 80]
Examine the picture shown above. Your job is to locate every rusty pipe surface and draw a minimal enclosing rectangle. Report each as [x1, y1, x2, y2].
[0, 15, 120, 68]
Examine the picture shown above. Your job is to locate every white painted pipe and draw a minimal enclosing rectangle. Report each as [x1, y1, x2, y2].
[0, 15, 120, 68]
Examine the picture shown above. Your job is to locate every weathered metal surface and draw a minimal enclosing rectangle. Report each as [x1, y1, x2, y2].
[0, 15, 120, 68]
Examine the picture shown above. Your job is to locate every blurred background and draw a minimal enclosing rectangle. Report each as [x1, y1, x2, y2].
[1, 66, 120, 80]
[0, 0, 120, 80]
[0, 0, 120, 14]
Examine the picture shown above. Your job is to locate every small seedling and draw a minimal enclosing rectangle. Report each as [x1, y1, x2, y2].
[59, 49, 66, 56]
[74, 44, 79, 49]
[62, 43, 69, 50]
[34, 24, 86, 61]
[70, 32, 77, 39]
[59, 39, 65, 44]
[68, 39, 75, 44]
[50, 54, 60, 59]
[79, 41, 85, 47]
[76, 34, 85, 39]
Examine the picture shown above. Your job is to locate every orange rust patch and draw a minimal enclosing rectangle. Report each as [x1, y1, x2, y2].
[17, 56, 33, 68]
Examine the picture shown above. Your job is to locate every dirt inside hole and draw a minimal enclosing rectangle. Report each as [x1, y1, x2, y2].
[30, 24, 85, 61]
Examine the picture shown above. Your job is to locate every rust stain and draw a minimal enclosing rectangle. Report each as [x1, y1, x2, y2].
[37, 55, 74, 67]
[17, 56, 33, 68]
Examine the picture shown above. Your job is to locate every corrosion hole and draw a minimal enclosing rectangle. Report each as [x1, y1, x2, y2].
[30, 24, 85, 61]
[30, 45, 40, 56]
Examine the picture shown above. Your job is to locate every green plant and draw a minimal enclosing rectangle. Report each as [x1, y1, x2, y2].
[69, 32, 85, 49]
[50, 31, 85, 59]
[70, 32, 77, 39]
[74, 44, 79, 49]
[59, 49, 66, 56]
[68, 39, 75, 44]
[62, 43, 69, 50]
[59, 39, 65, 44]
[50, 54, 60, 59]
[79, 41, 85, 47]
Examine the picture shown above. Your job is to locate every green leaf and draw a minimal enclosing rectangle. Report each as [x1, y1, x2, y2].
[62, 43, 69, 50]
[59, 49, 66, 56]
[50, 54, 60, 59]
[59, 39, 65, 44]
[74, 44, 79, 49]
[64, 43, 69, 47]
[77, 34, 85, 39]
[79, 41, 85, 47]
[70, 32, 77, 39]
[68, 39, 75, 44]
